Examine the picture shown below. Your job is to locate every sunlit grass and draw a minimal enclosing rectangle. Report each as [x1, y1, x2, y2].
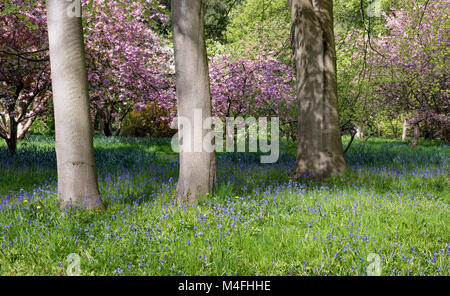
[0, 135, 448, 275]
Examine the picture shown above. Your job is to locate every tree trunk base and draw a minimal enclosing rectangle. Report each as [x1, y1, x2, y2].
[291, 163, 345, 180]
[6, 139, 17, 156]
[59, 195, 105, 210]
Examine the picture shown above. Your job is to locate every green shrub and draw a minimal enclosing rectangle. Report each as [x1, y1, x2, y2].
[120, 102, 176, 138]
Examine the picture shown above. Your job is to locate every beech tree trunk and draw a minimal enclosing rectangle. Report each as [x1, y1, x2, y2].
[289, 0, 346, 178]
[47, 0, 104, 210]
[172, 0, 216, 203]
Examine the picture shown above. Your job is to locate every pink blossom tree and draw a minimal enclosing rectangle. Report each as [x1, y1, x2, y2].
[1, 0, 175, 152]
[83, 0, 175, 136]
[0, 1, 50, 154]
[369, 0, 449, 142]
[209, 51, 296, 139]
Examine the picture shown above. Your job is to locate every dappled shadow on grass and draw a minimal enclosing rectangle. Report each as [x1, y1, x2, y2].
[1, 137, 448, 205]
[0, 167, 56, 196]
[96, 149, 448, 209]
[0, 143, 161, 197]
[1, 136, 448, 276]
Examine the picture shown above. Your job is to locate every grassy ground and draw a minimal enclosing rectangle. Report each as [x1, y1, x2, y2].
[0, 135, 448, 276]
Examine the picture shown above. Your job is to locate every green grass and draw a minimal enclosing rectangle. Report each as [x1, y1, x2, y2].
[0, 136, 448, 276]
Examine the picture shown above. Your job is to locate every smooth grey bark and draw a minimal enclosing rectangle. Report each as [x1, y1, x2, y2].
[47, 0, 104, 210]
[172, 0, 216, 203]
[289, 0, 346, 178]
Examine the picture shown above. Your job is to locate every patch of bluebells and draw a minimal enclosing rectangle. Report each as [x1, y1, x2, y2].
[0, 137, 448, 275]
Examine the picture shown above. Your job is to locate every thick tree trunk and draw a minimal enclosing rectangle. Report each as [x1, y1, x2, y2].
[6, 126, 17, 156]
[289, 0, 346, 178]
[47, 0, 104, 210]
[6, 138, 17, 155]
[6, 115, 18, 155]
[172, 0, 216, 203]
[102, 122, 112, 137]
[98, 108, 112, 137]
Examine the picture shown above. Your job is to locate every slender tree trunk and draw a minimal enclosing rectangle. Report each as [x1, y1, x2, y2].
[355, 126, 364, 140]
[442, 126, 449, 143]
[47, 0, 104, 210]
[284, 123, 291, 142]
[289, 0, 346, 178]
[172, 0, 216, 203]
[389, 118, 398, 138]
[115, 108, 130, 137]
[401, 116, 408, 142]
[411, 123, 420, 147]
[343, 128, 356, 154]
[114, 119, 123, 137]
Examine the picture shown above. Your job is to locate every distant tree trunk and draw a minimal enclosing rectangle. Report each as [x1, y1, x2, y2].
[2, 102, 46, 155]
[441, 125, 449, 143]
[401, 117, 408, 142]
[343, 127, 357, 154]
[284, 122, 291, 142]
[101, 121, 112, 137]
[389, 118, 398, 138]
[98, 107, 112, 137]
[411, 123, 420, 147]
[17, 117, 35, 140]
[47, 0, 104, 210]
[355, 126, 364, 140]
[6, 119, 17, 155]
[289, 0, 346, 178]
[114, 107, 131, 137]
[172, 0, 216, 203]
